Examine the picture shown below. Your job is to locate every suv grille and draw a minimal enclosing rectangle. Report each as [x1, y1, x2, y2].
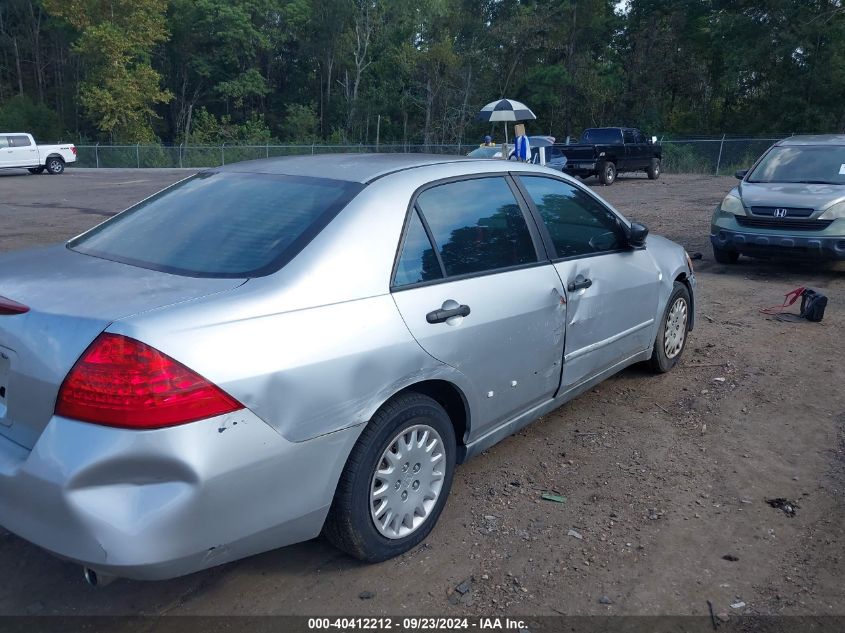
[736, 216, 833, 231]
[749, 206, 814, 218]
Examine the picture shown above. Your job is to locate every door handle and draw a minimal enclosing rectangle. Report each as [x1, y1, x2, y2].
[426, 304, 471, 324]
[567, 276, 592, 292]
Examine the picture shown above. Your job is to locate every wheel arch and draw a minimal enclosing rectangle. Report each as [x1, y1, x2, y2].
[45, 152, 64, 162]
[388, 380, 469, 456]
[674, 272, 695, 331]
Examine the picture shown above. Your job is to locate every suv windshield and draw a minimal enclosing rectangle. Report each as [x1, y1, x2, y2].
[580, 128, 623, 144]
[747, 145, 845, 185]
[69, 172, 362, 278]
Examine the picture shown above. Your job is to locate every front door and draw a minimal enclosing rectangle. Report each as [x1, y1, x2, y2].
[391, 175, 566, 436]
[0, 137, 12, 168]
[516, 175, 661, 391]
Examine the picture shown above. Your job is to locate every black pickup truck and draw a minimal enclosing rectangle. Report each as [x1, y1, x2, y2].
[559, 127, 662, 186]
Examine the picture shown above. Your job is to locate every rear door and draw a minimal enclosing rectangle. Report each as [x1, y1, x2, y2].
[515, 175, 661, 392]
[8, 135, 37, 167]
[391, 175, 566, 436]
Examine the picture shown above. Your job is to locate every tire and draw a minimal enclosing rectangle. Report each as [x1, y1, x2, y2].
[647, 158, 661, 180]
[649, 282, 691, 373]
[45, 157, 65, 174]
[323, 392, 457, 562]
[598, 161, 617, 186]
[27, 167, 45, 175]
[712, 246, 739, 264]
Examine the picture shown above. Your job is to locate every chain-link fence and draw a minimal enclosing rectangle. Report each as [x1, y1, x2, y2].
[74, 143, 465, 170]
[73, 137, 786, 175]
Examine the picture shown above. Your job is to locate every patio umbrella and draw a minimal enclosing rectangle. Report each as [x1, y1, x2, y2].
[477, 99, 537, 145]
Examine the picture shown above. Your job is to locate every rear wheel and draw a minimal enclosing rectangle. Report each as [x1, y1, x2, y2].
[647, 158, 661, 180]
[324, 392, 456, 562]
[598, 161, 617, 186]
[45, 157, 65, 174]
[649, 282, 691, 373]
[712, 245, 739, 264]
[27, 166, 45, 175]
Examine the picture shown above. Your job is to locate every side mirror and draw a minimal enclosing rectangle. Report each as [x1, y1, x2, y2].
[627, 222, 649, 249]
[735, 169, 748, 180]
[651, 136, 657, 144]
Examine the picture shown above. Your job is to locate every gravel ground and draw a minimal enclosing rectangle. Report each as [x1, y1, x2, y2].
[0, 167, 842, 619]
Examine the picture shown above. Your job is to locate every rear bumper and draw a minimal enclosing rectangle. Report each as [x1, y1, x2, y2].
[563, 161, 597, 176]
[0, 412, 361, 580]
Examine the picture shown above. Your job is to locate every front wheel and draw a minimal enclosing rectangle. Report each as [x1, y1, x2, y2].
[649, 282, 691, 373]
[323, 392, 456, 562]
[647, 158, 661, 180]
[598, 161, 617, 186]
[45, 157, 65, 174]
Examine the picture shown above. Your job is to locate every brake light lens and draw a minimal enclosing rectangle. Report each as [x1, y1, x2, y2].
[0, 295, 29, 315]
[56, 333, 243, 429]
[71, 146, 77, 155]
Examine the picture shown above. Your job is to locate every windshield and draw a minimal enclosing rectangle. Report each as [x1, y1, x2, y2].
[69, 172, 362, 278]
[747, 145, 845, 185]
[580, 128, 623, 144]
[468, 147, 500, 158]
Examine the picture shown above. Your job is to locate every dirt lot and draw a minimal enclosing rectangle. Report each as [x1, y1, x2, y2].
[0, 168, 842, 619]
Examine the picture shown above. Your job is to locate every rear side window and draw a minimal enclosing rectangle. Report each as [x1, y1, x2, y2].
[394, 209, 444, 286]
[520, 176, 625, 258]
[414, 177, 537, 278]
[580, 128, 623, 144]
[9, 135, 31, 147]
[69, 172, 362, 278]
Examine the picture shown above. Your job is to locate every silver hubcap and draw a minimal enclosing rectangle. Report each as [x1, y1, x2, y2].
[663, 297, 688, 358]
[50, 160, 61, 171]
[370, 424, 445, 539]
[606, 167, 614, 180]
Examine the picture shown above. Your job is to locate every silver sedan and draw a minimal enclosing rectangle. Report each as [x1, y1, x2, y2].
[0, 154, 695, 582]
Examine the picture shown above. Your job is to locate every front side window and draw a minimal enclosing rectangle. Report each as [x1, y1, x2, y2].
[622, 130, 636, 144]
[520, 176, 626, 258]
[415, 177, 537, 277]
[0, 137, 9, 149]
[69, 172, 362, 278]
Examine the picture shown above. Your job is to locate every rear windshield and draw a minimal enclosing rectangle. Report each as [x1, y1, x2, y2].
[747, 145, 845, 185]
[580, 128, 623, 144]
[69, 172, 362, 278]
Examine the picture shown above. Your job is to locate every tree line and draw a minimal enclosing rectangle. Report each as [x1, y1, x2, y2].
[1, 0, 844, 145]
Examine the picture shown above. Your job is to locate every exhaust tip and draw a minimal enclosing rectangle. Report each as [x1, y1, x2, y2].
[83, 567, 116, 587]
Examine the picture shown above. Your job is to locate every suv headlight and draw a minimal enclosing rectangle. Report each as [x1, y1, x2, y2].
[819, 200, 845, 219]
[719, 192, 745, 215]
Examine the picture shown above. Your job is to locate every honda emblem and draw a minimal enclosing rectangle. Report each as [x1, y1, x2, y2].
[773, 208, 788, 218]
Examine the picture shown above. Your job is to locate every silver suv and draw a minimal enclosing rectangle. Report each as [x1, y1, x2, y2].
[0, 154, 695, 582]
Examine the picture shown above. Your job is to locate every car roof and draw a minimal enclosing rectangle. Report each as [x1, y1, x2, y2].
[215, 153, 482, 184]
[777, 134, 845, 147]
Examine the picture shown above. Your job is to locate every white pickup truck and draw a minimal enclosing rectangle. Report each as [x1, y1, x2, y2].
[0, 133, 76, 175]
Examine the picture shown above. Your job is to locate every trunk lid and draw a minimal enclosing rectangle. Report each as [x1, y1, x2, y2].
[0, 245, 245, 449]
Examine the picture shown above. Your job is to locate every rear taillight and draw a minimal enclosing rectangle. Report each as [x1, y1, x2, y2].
[71, 146, 77, 155]
[0, 295, 29, 315]
[56, 333, 243, 429]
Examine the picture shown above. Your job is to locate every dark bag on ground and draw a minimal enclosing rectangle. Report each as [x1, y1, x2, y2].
[799, 289, 827, 322]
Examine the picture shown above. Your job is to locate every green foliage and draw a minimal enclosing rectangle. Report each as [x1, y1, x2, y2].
[5, 0, 845, 144]
[41, 0, 172, 141]
[0, 95, 63, 141]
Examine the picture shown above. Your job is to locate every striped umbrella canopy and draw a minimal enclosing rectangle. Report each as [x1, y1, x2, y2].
[476, 99, 537, 123]
[477, 99, 536, 146]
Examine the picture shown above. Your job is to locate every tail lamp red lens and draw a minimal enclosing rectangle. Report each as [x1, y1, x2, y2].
[55, 333, 243, 429]
[71, 146, 77, 155]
